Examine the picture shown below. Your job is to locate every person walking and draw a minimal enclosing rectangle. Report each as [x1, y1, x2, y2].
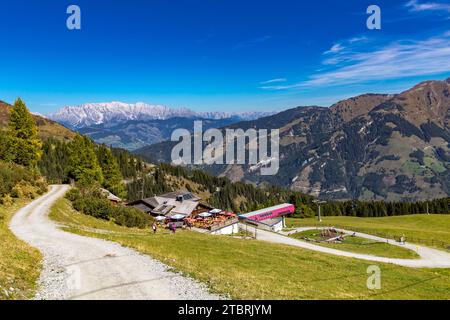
[152, 223, 157, 234]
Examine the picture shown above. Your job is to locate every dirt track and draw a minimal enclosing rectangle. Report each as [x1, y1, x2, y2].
[10, 185, 221, 300]
[256, 226, 450, 268]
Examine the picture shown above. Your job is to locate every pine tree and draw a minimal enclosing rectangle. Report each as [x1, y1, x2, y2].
[0, 130, 12, 161]
[7, 98, 42, 167]
[97, 145, 125, 197]
[67, 134, 103, 188]
[38, 138, 71, 183]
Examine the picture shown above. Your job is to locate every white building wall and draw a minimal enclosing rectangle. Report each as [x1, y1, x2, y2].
[271, 220, 284, 232]
[210, 223, 239, 235]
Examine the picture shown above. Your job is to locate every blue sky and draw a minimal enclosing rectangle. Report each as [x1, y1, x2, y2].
[0, 0, 449, 114]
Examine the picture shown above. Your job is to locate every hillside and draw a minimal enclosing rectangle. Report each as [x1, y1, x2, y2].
[136, 78, 450, 201]
[78, 117, 240, 151]
[0, 100, 75, 141]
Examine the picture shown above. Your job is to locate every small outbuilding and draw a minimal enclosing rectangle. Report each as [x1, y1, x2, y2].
[100, 188, 122, 205]
[239, 203, 295, 232]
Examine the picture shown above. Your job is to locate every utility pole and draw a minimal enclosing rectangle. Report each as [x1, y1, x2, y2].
[141, 172, 145, 200]
[313, 200, 326, 222]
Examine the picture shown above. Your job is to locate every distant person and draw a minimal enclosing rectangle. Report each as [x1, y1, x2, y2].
[152, 223, 157, 234]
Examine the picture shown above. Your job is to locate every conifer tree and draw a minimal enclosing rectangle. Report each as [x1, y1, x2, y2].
[0, 130, 12, 161]
[67, 134, 103, 188]
[7, 98, 42, 167]
[96, 145, 125, 197]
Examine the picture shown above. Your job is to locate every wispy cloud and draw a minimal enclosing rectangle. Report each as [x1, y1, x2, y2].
[262, 32, 450, 90]
[324, 43, 345, 54]
[405, 0, 450, 13]
[233, 36, 272, 51]
[322, 37, 370, 65]
[260, 78, 287, 84]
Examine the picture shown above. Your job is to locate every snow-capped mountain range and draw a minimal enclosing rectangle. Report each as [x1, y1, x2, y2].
[47, 102, 275, 128]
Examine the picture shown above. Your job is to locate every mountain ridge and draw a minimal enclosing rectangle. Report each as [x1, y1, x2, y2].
[135, 78, 450, 201]
[48, 101, 276, 129]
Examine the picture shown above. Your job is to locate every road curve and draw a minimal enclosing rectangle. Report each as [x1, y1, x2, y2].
[10, 185, 221, 300]
[256, 227, 450, 268]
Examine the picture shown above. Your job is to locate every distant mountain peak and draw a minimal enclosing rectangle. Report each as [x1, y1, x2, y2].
[47, 102, 274, 129]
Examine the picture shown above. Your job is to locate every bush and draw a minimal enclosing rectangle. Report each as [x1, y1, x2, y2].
[112, 206, 152, 229]
[11, 181, 38, 199]
[72, 196, 112, 220]
[0, 161, 48, 200]
[0, 194, 14, 206]
[67, 187, 151, 228]
[35, 177, 48, 195]
[65, 188, 82, 202]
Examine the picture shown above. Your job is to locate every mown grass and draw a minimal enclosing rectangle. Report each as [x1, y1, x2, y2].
[286, 215, 450, 250]
[50, 198, 450, 300]
[0, 200, 42, 300]
[290, 229, 419, 259]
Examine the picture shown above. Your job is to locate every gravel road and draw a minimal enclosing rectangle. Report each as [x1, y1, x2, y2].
[10, 185, 221, 300]
[257, 227, 450, 268]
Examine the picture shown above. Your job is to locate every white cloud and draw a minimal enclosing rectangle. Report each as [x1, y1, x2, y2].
[405, 0, 450, 13]
[262, 32, 450, 90]
[324, 43, 345, 54]
[260, 78, 287, 84]
[349, 36, 368, 44]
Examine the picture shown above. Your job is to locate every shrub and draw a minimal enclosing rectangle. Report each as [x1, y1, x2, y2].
[65, 188, 82, 202]
[112, 206, 152, 229]
[0, 194, 14, 206]
[11, 181, 38, 199]
[67, 187, 151, 228]
[35, 177, 48, 195]
[0, 161, 48, 200]
[72, 196, 112, 220]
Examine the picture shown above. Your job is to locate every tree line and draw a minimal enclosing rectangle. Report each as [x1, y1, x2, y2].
[130, 163, 449, 216]
[38, 135, 128, 198]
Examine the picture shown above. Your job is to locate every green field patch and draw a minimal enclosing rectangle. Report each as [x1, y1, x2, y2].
[286, 215, 450, 250]
[402, 160, 425, 174]
[423, 157, 446, 173]
[290, 229, 419, 259]
[0, 200, 42, 300]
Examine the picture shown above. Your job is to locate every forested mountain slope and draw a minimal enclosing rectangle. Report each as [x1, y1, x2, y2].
[137, 78, 450, 201]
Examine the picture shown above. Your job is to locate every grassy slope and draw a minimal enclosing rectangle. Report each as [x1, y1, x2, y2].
[50, 198, 450, 300]
[0, 200, 42, 300]
[0, 101, 75, 141]
[290, 230, 419, 259]
[286, 215, 450, 250]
